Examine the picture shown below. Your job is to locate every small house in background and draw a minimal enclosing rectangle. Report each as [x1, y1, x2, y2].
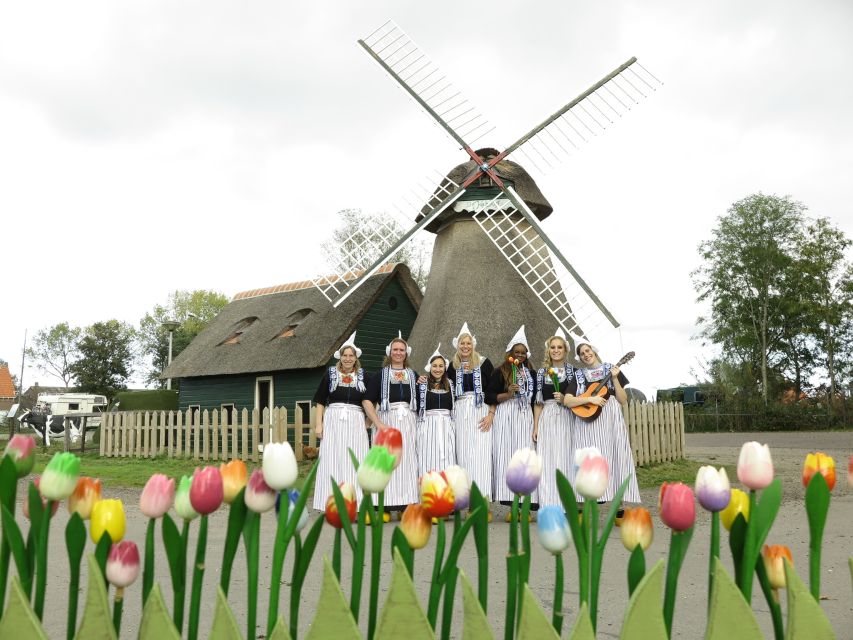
[161, 263, 422, 423]
[0, 364, 16, 414]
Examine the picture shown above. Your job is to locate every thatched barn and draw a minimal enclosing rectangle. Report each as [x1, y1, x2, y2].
[161, 263, 421, 418]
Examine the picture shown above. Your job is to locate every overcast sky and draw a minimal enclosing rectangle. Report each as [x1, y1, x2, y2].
[2, 0, 851, 398]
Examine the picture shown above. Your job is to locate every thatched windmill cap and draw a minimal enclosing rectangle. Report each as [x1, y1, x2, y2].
[417, 148, 553, 233]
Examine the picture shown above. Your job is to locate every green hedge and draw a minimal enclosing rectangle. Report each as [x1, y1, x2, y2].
[684, 400, 852, 432]
[110, 390, 179, 411]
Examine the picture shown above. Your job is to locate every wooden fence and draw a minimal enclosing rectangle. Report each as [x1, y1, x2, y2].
[99, 401, 685, 466]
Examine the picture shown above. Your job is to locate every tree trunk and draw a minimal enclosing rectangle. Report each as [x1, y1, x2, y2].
[761, 302, 769, 405]
[827, 325, 835, 419]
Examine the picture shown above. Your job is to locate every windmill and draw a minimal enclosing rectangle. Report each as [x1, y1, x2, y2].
[313, 20, 661, 363]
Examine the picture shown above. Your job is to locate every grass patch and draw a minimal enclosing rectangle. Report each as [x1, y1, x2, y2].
[636, 458, 734, 489]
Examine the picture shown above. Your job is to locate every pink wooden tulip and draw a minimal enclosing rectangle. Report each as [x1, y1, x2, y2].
[106, 541, 141, 588]
[139, 474, 175, 518]
[189, 466, 224, 515]
[245, 470, 277, 513]
[658, 482, 695, 531]
[737, 441, 774, 490]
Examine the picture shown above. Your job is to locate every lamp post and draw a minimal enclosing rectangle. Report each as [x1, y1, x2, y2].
[162, 320, 180, 390]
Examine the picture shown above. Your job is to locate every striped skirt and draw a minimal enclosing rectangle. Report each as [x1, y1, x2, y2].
[568, 397, 641, 504]
[313, 403, 369, 510]
[417, 409, 455, 476]
[537, 400, 573, 507]
[492, 398, 538, 503]
[376, 402, 419, 507]
[453, 392, 493, 500]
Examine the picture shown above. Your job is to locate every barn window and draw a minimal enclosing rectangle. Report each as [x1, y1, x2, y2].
[220, 317, 258, 345]
[296, 401, 311, 424]
[276, 308, 314, 339]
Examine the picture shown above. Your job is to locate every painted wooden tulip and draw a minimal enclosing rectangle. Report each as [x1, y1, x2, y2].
[39, 452, 81, 501]
[23, 476, 59, 519]
[3, 434, 36, 477]
[719, 487, 750, 531]
[762, 544, 792, 590]
[220, 460, 248, 503]
[737, 441, 774, 490]
[139, 474, 175, 518]
[400, 504, 432, 550]
[802, 452, 836, 491]
[443, 465, 471, 511]
[658, 482, 695, 532]
[620, 507, 654, 551]
[90, 499, 126, 544]
[68, 477, 102, 520]
[107, 541, 141, 588]
[325, 482, 357, 528]
[573, 447, 608, 500]
[189, 466, 224, 516]
[695, 466, 731, 512]
[262, 442, 299, 491]
[357, 446, 396, 493]
[420, 471, 455, 518]
[374, 427, 404, 469]
[537, 506, 571, 554]
[286, 490, 308, 533]
[174, 475, 199, 521]
[245, 470, 277, 513]
[506, 448, 543, 496]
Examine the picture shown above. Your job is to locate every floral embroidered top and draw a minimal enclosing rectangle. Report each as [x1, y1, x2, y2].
[312, 368, 366, 407]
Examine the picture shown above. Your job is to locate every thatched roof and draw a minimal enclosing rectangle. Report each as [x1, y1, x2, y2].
[417, 148, 553, 233]
[162, 264, 422, 379]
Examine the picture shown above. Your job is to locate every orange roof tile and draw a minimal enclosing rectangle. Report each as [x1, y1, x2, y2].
[0, 364, 15, 398]
[232, 262, 398, 301]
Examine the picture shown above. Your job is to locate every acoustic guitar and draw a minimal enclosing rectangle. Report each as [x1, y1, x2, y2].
[570, 352, 635, 422]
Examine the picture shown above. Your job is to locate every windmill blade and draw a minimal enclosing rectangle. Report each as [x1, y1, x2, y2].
[358, 19, 495, 152]
[312, 172, 465, 304]
[472, 188, 619, 337]
[495, 58, 662, 175]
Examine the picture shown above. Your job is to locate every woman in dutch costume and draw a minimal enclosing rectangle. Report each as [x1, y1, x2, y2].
[362, 332, 419, 520]
[447, 323, 495, 514]
[532, 329, 574, 507]
[563, 339, 641, 519]
[490, 325, 539, 520]
[416, 345, 455, 475]
[312, 331, 369, 511]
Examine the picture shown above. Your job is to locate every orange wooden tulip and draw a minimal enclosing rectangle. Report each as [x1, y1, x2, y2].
[802, 452, 836, 491]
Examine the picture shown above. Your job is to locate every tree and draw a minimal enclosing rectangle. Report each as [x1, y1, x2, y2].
[25, 323, 81, 388]
[322, 208, 432, 291]
[692, 194, 806, 404]
[138, 290, 229, 387]
[70, 320, 136, 397]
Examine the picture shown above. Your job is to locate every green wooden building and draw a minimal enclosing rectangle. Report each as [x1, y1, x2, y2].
[161, 263, 422, 420]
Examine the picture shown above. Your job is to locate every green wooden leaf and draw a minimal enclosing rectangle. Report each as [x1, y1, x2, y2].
[568, 602, 596, 640]
[0, 457, 16, 510]
[1, 504, 30, 591]
[74, 555, 117, 640]
[267, 616, 293, 640]
[305, 556, 362, 640]
[139, 583, 181, 640]
[374, 548, 432, 640]
[804, 473, 830, 545]
[459, 570, 493, 640]
[517, 583, 559, 639]
[784, 558, 834, 640]
[65, 513, 86, 569]
[208, 586, 242, 639]
[729, 513, 747, 586]
[620, 559, 667, 640]
[0, 576, 47, 638]
[705, 557, 762, 640]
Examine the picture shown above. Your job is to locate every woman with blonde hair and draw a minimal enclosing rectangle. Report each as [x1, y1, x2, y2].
[312, 332, 369, 510]
[532, 330, 574, 506]
[362, 332, 419, 519]
[447, 323, 495, 509]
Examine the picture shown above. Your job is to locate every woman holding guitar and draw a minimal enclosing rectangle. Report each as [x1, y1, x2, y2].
[562, 341, 641, 519]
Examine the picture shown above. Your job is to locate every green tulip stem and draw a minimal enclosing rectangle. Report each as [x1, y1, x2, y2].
[627, 545, 645, 597]
[739, 490, 758, 603]
[64, 513, 86, 640]
[663, 526, 694, 638]
[219, 488, 247, 597]
[366, 491, 384, 640]
[267, 491, 292, 636]
[244, 512, 260, 640]
[143, 518, 155, 610]
[289, 534, 303, 640]
[805, 472, 830, 602]
[0, 468, 18, 615]
[755, 554, 784, 640]
[33, 498, 54, 620]
[112, 587, 125, 636]
[175, 520, 190, 632]
[579, 499, 592, 608]
[708, 511, 720, 613]
[427, 517, 446, 629]
[552, 553, 565, 634]
[187, 513, 209, 640]
[588, 500, 600, 631]
[332, 528, 342, 580]
[350, 495, 370, 620]
[440, 565, 459, 640]
[516, 495, 532, 630]
[504, 495, 520, 640]
[289, 516, 325, 640]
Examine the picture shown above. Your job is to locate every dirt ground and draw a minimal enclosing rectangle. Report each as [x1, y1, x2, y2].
[29, 431, 853, 638]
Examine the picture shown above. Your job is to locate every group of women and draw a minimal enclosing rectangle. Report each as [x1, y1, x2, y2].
[311, 324, 640, 521]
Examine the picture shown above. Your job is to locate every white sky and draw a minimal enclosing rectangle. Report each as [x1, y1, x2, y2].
[2, 0, 851, 398]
